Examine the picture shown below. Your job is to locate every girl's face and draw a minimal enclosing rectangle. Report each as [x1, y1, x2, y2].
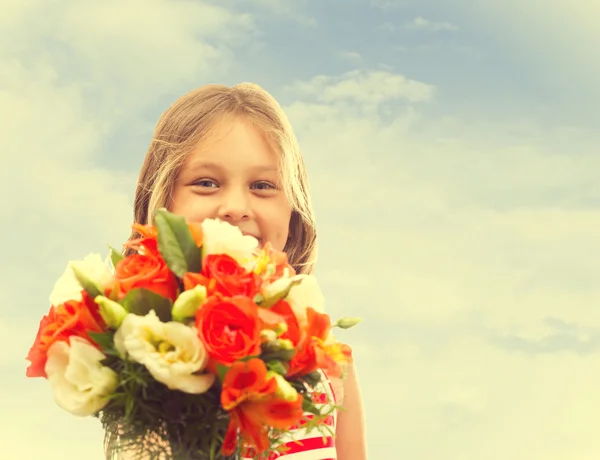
[170, 119, 292, 252]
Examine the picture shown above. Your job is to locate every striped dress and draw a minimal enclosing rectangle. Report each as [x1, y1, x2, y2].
[241, 369, 339, 460]
[115, 369, 339, 460]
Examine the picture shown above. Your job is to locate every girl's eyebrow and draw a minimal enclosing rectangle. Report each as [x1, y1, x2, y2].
[186, 160, 223, 172]
[186, 160, 279, 173]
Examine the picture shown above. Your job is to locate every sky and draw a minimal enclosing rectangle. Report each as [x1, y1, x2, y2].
[2, 0, 600, 458]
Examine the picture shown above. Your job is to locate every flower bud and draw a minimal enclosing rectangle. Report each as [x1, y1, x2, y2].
[261, 338, 294, 353]
[260, 340, 296, 362]
[332, 317, 363, 329]
[94, 296, 127, 329]
[172, 285, 207, 322]
[260, 275, 305, 308]
[266, 360, 288, 376]
[273, 322, 288, 337]
[278, 338, 294, 350]
[267, 371, 298, 401]
[260, 329, 278, 343]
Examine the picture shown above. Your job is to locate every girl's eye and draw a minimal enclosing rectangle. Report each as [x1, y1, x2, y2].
[193, 179, 219, 188]
[251, 181, 276, 191]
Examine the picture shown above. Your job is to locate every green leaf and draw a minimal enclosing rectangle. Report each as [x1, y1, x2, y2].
[71, 265, 103, 298]
[120, 288, 173, 322]
[302, 397, 322, 416]
[154, 208, 201, 278]
[125, 397, 135, 420]
[89, 331, 115, 352]
[107, 245, 124, 269]
[237, 355, 260, 363]
[302, 371, 322, 387]
[216, 363, 229, 383]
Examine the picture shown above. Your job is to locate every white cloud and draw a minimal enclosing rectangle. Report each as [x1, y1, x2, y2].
[0, 58, 135, 280]
[284, 69, 435, 106]
[212, 0, 317, 27]
[286, 79, 600, 329]
[340, 50, 362, 60]
[0, 379, 106, 459]
[404, 16, 459, 31]
[464, 0, 600, 100]
[279, 69, 600, 458]
[383, 16, 459, 32]
[370, 0, 406, 9]
[356, 340, 600, 459]
[2, 0, 256, 112]
[379, 21, 397, 32]
[0, 3, 253, 453]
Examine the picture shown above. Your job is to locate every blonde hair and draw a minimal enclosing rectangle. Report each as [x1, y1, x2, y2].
[126, 83, 317, 274]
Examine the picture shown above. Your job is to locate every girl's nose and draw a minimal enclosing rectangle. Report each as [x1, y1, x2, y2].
[217, 188, 251, 222]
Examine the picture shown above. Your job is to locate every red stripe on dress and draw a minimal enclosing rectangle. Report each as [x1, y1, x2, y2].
[325, 374, 337, 405]
[287, 414, 335, 431]
[269, 436, 334, 458]
[312, 391, 328, 404]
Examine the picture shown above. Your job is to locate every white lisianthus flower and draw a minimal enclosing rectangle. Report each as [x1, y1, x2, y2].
[286, 274, 325, 317]
[49, 253, 114, 306]
[114, 311, 215, 394]
[45, 336, 118, 417]
[280, 274, 326, 336]
[200, 218, 258, 269]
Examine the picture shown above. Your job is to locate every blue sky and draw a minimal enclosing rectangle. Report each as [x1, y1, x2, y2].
[2, 0, 600, 459]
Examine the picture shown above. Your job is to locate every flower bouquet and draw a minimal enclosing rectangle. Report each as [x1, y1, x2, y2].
[25, 209, 360, 459]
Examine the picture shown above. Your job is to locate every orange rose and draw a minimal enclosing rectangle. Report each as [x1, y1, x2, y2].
[221, 359, 303, 455]
[115, 250, 179, 301]
[183, 255, 261, 298]
[195, 295, 262, 366]
[124, 223, 159, 256]
[201, 254, 261, 297]
[26, 292, 106, 378]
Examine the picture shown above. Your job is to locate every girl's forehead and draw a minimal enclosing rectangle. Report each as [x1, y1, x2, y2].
[193, 117, 270, 151]
[182, 120, 281, 172]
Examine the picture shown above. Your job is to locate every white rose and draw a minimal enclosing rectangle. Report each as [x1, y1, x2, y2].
[114, 311, 214, 394]
[45, 336, 118, 417]
[200, 218, 258, 269]
[49, 253, 114, 306]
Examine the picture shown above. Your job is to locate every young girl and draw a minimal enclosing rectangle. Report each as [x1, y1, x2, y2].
[120, 83, 367, 459]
